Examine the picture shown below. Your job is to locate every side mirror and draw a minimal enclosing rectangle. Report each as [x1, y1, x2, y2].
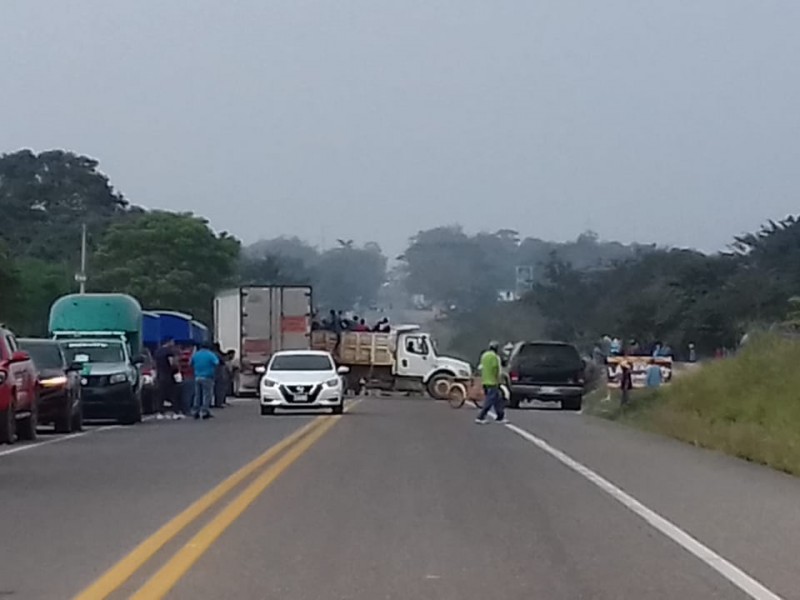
[10, 351, 30, 363]
[132, 355, 145, 365]
[337, 366, 350, 375]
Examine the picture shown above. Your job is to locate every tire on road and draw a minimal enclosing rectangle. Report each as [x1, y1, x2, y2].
[260, 405, 275, 416]
[54, 404, 73, 434]
[426, 373, 453, 400]
[508, 392, 523, 409]
[17, 406, 38, 442]
[0, 406, 15, 444]
[447, 382, 467, 408]
[119, 396, 143, 425]
[71, 405, 84, 432]
[561, 395, 582, 411]
[332, 403, 344, 415]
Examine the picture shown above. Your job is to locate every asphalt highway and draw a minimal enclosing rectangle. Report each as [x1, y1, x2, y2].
[1, 396, 798, 599]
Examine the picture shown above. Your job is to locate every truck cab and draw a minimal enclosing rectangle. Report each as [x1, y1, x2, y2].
[392, 327, 472, 396]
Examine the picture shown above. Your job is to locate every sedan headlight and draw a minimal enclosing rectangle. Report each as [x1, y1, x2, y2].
[261, 378, 278, 388]
[325, 378, 340, 388]
[109, 373, 129, 384]
[40, 375, 68, 388]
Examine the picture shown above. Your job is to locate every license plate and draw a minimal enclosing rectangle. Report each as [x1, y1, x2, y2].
[294, 394, 308, 402]
[540, 386, 558, 394]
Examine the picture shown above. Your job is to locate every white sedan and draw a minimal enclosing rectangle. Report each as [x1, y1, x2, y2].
[259, 350, 348, 415]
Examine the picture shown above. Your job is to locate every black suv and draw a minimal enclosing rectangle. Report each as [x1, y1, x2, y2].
[504, 341, 584, 410]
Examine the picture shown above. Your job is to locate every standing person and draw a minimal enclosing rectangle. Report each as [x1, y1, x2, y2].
[176, 343, 195, 420]
[153, 338, 177, 420]
[329, 309, 343, 357]
[225, 349, 236, 397]
[191, 343, 219, 420]
[475, 341, 508, 425]
[213, 345, 229, 408]
[620, 358, 633, 406]
[645, 358, 662, 388]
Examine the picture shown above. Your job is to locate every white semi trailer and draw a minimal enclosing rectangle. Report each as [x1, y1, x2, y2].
[214, 286, 313, 396]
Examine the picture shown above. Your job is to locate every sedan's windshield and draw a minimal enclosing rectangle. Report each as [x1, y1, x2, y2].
[19, 341, 63, 370]
[63, 341, 125, 364]
[269, 354, 333, 372]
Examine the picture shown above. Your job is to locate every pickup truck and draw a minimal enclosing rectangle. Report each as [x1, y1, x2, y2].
[311, 325, 471, 398]
[0, 326, 39, 443]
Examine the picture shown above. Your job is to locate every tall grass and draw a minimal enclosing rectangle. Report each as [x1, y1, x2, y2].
[610, 334, 800, 475]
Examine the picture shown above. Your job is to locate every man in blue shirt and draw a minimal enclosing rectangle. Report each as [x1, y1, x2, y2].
[191, 343, 220, 420]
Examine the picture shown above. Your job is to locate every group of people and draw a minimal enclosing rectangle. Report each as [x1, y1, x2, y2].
[313, 310, 391, 334]
[153, 338, 235, 420]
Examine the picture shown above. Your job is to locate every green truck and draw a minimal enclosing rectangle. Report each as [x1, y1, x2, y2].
[49, 293, 145, 424]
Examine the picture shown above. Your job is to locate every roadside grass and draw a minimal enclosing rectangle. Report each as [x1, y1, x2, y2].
[586, 335, 800, 476]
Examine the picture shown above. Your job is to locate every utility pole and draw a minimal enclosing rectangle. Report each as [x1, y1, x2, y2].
[75, 223, 88, 294]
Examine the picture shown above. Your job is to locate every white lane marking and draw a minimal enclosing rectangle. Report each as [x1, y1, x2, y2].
[0, 424, 121, 458]
[505, 423, 784, 600]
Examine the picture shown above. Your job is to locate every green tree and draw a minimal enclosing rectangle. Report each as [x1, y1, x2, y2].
[0, 241, 20, 324]
[8, 259, 73, 336]
[0, 149, 134, 262]
[92, 211, 240, 324]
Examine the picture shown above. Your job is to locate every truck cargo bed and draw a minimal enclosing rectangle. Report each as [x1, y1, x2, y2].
[311, 331, 394, 367]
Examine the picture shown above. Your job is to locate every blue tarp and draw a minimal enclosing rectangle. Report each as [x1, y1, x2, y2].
[190, 320, 210, 345]
[152, 310, 193, 344]
[142, 311, 161, 351]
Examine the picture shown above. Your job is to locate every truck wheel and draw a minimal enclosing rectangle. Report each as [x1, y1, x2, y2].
[54, 405, 73, 434]
[119, 397, 142, 425]
[18, 406, 38, 442]
[71, 405, 84, 432]
[260, 405, 275, 416]
[561, 396, 582, 411]
[0, 406, 15, 444]
[426, 374, 453, 400]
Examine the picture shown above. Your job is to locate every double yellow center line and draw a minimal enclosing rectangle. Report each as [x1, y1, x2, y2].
[74, 407, 350, 599]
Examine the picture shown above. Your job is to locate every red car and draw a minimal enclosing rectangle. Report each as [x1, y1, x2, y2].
[0, 327, 39, 443]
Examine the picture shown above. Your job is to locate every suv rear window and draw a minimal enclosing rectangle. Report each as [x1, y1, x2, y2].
[515, 343, 582, 368]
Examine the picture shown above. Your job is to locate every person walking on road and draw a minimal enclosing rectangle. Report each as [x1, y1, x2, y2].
[153, 338, 178, 420]
[191, 343, 219, 420]
[475, 340, 508, 425]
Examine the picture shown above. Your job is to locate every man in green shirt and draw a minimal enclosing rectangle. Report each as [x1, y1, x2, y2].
[476, 340, 508, 424]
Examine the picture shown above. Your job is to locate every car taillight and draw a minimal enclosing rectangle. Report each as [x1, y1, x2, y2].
[510, 372, 519, 383]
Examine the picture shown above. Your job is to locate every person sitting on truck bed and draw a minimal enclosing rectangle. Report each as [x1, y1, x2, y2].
[372, 317, 391, 333]
[353, 319, 370, 332]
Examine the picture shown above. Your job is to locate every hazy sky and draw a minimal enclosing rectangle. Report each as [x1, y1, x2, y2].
[3, 1, 800, 255]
